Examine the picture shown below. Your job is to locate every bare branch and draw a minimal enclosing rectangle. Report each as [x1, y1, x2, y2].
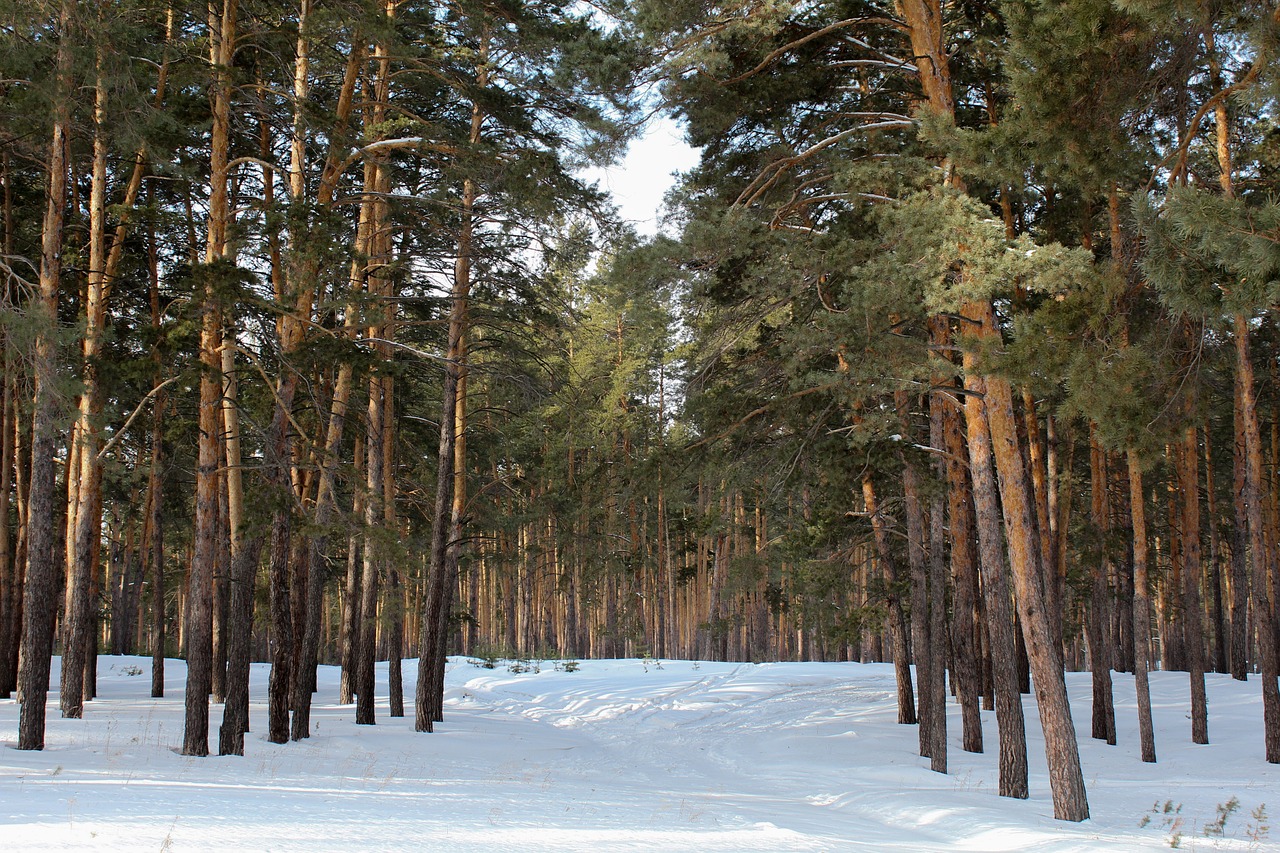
[722, 17, 908, 85]
[96, 376, 182, 462]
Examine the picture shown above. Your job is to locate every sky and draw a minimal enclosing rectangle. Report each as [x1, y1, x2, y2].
[582, 116, 702, 236]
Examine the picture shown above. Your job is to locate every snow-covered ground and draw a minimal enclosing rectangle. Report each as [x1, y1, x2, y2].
[1, 656, 1275, 851]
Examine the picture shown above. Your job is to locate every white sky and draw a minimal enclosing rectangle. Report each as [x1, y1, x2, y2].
[583, 117, 701, 236]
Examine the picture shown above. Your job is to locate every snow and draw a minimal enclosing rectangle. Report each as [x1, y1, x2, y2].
[1, 657, 1276, 851]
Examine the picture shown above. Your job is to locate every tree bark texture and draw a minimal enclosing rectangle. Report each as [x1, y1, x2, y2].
[967, 298, 1088, 820]
[17, 0, 74, 751]
[961, 369, 1029, 799]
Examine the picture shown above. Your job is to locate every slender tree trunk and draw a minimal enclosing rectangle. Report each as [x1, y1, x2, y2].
[0, 352, 14, 698]
[217, 533, 263, 756]
[1127, 451, 1157, 762]
[1232, 374, 1251, 680]
[1205, 434, 1228, 674]
[355, 367, 383, 726]
[1234, 313, 1280, 763]
[9, 386, 29, 695]
[943, 392, 982, 753]
[1087, 426, 1116, 744]
[862, 474, 916, 725]
[61, 52, 110, 720]
[290, 311, 359, 739]
[211, 467, 228, 705]
[1165, 453, 1185, 672]
[927, 391, 948, 773]
[146, 206, 166, 700]
[899, 392, 933, 758]
[417, 40, 488, 731]
[383, 376, 403, 719]
[1024, 391, 1062, 656]
[341, 435, 365, 705]
[339, 159, 375, 708]
[0, 151, 15, 699]
[183, 0, 239, 758]
[18, 0, 74, 751]
[1179, 424, 1209, 744]
[216, 300, 258, 752]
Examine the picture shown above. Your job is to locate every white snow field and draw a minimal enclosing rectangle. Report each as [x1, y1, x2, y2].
[1, 657, 1276, 851]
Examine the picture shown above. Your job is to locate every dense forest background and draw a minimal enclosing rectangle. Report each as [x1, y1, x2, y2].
[2, 0, 1280, 823]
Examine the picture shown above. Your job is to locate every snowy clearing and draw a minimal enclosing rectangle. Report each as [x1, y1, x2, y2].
[1, 657, 1276, 851]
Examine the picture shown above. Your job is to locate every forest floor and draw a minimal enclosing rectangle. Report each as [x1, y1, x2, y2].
[1, 654, 1276, 851]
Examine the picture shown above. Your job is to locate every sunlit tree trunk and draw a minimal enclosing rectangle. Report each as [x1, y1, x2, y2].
[61, 50, 110, 720]
[962, 369, 1028, 799]
[969, 299, 1089, 820]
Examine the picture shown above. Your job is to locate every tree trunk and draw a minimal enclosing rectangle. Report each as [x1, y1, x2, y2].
[183, 0, 239, 758]
[61, 52, 110, 720]
[898, 391, 933, 759]
[340, 437, 365, 705]
[967, 298, 1088, 820]
[1024, 391, 1063, 656]
[146, 208, 166, 700]
[216, 324, 255, 754]
[18, 0, 75, 751]
[355, 369, 384, 726]
[383, 376, 403, 719]
[217, 534, 263, 756]
[943, 390, 983, 753]
[962, 369, 1029, 799]
[927, 387, 949, 774]
[1179, 425, 1209, 744]
[417, 42, 487, 730]
[1087, 426, 1117, 745]
[1233, 312, 1280, 763]
[290, 308, 359, 738]
[1232, 373, 1251, 680]
[0, 152, 15, 699]
[1203, 433, 1228, 674]
[1126, 451, 1158, 762]
[862, 474, 916, 725]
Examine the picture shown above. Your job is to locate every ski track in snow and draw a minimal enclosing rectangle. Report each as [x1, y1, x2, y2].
[1, 656, 1277, 851]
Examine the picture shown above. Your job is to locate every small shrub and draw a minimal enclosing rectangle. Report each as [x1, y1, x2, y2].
[1141, 801, 1185, 848]
[1247, 804, 1270, 848]
[1204, 797, 1240, 837]
[507, 658, 540, 674]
